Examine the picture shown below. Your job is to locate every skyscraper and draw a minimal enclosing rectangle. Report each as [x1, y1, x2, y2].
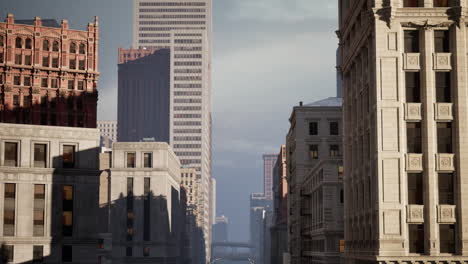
[263, 154, 277, 201]
[132, 1, 213, 261]
[339, 0, 468, 263]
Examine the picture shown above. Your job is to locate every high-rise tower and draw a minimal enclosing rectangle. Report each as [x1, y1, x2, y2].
[339, 0, 468, 263]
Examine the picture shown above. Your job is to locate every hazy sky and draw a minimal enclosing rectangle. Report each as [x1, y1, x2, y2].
[0, 0, 339, 241]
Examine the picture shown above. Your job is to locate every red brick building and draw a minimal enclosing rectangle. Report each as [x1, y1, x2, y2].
[0, 14, 99, 128]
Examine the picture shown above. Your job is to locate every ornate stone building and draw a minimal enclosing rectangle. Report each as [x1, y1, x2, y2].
[0, 14, 99, 128]
[339, 0, 468, 263]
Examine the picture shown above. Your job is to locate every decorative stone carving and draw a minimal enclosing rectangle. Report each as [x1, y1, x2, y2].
[407, 205, 424, 223]
[436, 153, 455, 172]
[403, 53, 421, 71]
[434, 103, 453, 121]
[405, 103, 422, 121]
[433, 53, 452, 71]
[401, 20, 453, 30]
[438, 205, 456, 223]
[406, 153, 423, 172]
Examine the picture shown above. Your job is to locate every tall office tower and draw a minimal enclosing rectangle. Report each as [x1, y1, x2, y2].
[249, 193, 272, 264]
[286, 98, 344, 264]
[213, 215, 228, 242]
[0, 15, 103, 263]
[97, 120, 118, 148]
[0, 14, 99, 128]
[263, 154, 277, 200]
[117, 47, 171, 143]
[133, 1, 213, 261]
[339, 0, 468, 263]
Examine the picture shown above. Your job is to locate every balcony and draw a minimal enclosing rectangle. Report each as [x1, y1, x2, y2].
[437, 205, 456, 223]
[433, 53, 452, 71]
[406, 153, 423, 172]
[434, 103, 453, 121]
[407, 205, 424, 223]
[403, 53, 421, 71]
[436, 153, 455, 172]
[405, 103, 422, 121]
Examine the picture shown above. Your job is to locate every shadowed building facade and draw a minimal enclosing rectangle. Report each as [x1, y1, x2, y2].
[339, 0, 468, 263]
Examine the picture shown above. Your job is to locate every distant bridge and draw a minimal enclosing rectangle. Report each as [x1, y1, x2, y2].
[211, 241, 256, 263]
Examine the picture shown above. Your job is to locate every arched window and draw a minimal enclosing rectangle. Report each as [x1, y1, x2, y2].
[79, 43, 86, 54]
[25, 38, 32, 49]
[15, 37, 22, 49]
[52, 41, 59, 52]
[69, 42, 76, 53]
[43, 40, 50, 51]
[0, 35, 4, 47]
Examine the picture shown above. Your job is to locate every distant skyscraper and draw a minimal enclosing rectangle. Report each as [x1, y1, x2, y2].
[133, 1, 213, 260]
[263, 154, 277, 200]
[97, 120, 117, 148]
[213, 215, 228, 243]
[250, 193, 272, 264]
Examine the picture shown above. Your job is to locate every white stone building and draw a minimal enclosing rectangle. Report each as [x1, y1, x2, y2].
[97, 120, 118, 149]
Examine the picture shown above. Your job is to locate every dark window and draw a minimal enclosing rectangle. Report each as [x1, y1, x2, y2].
[33, 185, 45, 236]
[41, 96, 48, 108]
[62, 186, 73, 237]
[43, 40, 49, 51]
[407, 122, 422, 153]
[15, 37, 22, 48]
[309, 122, 318, 135]
[79, 43, 86, 54]
[23, 95, 31, 107]
[13, 75, 20, 85]
[309, 145, 319, 160]
[63, 145, 76, 168]
[15, 54, 22, 65]
[330, 122, 339, 135]
[0, 35, 3, 47]
[32, 245, 43, 263]
[24, 76, 31, 86]
[3, 183, 16, 237]
[435, 30, 450, 52]
[51, 79, 58, 88]
[144, 153, 152, 168]
[340, 189, 344, 203]
[68, 80, 74, 90]
[126, 247, 132, 257]
[25, 55, 32, 65]
[143, 247, 150, 257]
[127, 178, 134, 241]
[330, 145, 341, 157]
[440, 224, 456, 253]
[52, 41, 59, 52]
[404, 0, 422, 7]
[42, 56, 49, 67]
[69, 43, 76, 53]
[62, 245, 72, 262]
[2, 245, 14, 263]
[406, 72, 421, 102]
[404, 30, 420, 52]
[439, 173, 454, 205]
[4, 142, 18, 167]
[52, 57, 59, 68]
[408, 173, 423, 204]
[144, 178, 151, 241]
[408, 224, 424, 253]
[41, 78, 48, 88]
[25, 38, 32, 49]
[69, 59, 76, 69]
[34, 144, 47, 168]
[127, 153, 136, 168]
[0, 53, 4, 63]
[437, 122, 453, 153]
[436, 72, 451, 102]
[79, 60, 85, 70]
[77, 81, 84, 90]
[13, 95, 19, 107]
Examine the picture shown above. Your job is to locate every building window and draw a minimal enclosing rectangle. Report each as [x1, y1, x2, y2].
[408, 224, 424, 253]
[2, 245, 14, 263]
[126, 153, 136, 168]
[42, 56, 49, 67]
[34, 144, 47, 168]
[43, 40, 50, 51]
[32, 245, 43, 263]
[34, 184, 45, 237]
[329, 145, 341, 157]
[127, 178, 134, 241]
[41, 78, 48, 88]
[436, 72, 451, 102]
[25, 55, 32, 65]
[68, 80, 74, 90]
[309, 145, 319, 160]
[0, 35, 3, 47]
[13, 75, 20, 85]
[23, 95, 31, 108]
[0, 52, 4, 63]
[437, 122, 453, 153]
[52, 41, 59, 52]
[15, 37, 22, 49]
[69, 43, 76, 53]
[3, 183, 16, 236]
[69, 59, 76, 69]
[14, 54, 22, 65]
[77, 80, 84, 90]
[309, 122, 318, 135]
[404, 0, 422, 7]
[435, 30, 450, 52]
[143, 153, 152, 168]
[439, 173, 454, 205]
[440, 224, 456, 253]
[51, 79, 58, 88]
[25, 38, 32, 49]
[406, 72, 421, 102]
[126, 247, 132, 257]
[62, 145, 76, 168]
[24, 76, 31, 86]
[404, 30, 420, 52]
[338, 165, 344, 179]
[330, 122, 339, 135]
[4, 142, 18, 167]
[79, 60, 85, 70]
[407, 122, 422, 153]
[62, 186, 74, 237]
[144, 178, 151, 241]
[62, 245, 72, 262]
[52, 57, 59, 68]
[143, 247, 150, 257]
[13, 95, 19, 107]
[408, 173, 423, 205]
[79, 43, 86, 54]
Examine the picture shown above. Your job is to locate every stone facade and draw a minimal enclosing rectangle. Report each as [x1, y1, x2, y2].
[97, 120, 117, 149]
[0, 14, 99, 128]
[0, 123, 102, 263]
[338, 0, 468, 263]
[286, 98, 343, 264]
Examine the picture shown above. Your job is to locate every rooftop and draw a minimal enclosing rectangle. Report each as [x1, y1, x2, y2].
[14, 19, 61, 28]
[305, 97, 342, 107]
